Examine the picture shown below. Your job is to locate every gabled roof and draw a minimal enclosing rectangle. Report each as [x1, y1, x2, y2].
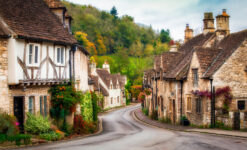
[99, 84, 109, 96]
[203, 30, 247, 78]
[0, 0, 77, 45]
[96, 69, 111, 88]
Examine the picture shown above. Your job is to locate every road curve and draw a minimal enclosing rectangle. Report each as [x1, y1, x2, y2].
[22, 104, 247, 150]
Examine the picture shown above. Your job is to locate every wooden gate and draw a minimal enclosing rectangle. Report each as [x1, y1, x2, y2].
[233, 111, 240, 130]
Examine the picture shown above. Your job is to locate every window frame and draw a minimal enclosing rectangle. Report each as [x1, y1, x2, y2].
[192, 68, 199, 87]
[187, 96, 192, 112]
[27, 43, 40, 66]
[56, 46, 66, 66]
[237, 100, 246, 110]
[195, 97, 202, 114]
[28, 96, 35, 114]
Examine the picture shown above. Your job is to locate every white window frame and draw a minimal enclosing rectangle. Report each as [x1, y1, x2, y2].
[56, 46, 66, 66]
[27, 43, 40, 66]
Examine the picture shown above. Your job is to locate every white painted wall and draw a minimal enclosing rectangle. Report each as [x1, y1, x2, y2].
[7, 38, 71, 85]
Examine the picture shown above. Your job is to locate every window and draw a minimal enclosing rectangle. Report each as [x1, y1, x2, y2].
[160, 97, 164, 111]
[187, 97, 192, 111]
[28, 44, 39, 65]
[192, 69, 198, 87]
[28, 96, 35, 114]
[57, 47, 65, 64]
[169, 99, 172, 112]
[196, 98, 202, 114]
[238, 100, 246, 110]
[244, 112, 247, 121]
[40, 96, 48, 117]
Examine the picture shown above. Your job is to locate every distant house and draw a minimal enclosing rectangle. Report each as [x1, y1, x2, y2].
[90, 61, 127, 109]
[0, 0, 92, 129]
[144, 9, 247, 129]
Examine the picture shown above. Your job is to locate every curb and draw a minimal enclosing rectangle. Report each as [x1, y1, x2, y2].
[3, 117, 103, 150]
[132, 108, 247, 140]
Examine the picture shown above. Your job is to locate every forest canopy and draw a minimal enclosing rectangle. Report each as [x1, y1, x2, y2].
[62, 1, 173, 84]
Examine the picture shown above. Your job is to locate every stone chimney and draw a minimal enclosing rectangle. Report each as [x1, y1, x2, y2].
[44, 0, 66, 25]
[203, 12, 215, 34]
[216, 9, 230, 36]
[170, 45, 178, 52]
[103, 60, 110, 73]
[184, 24, 193, 43]
[90, 61, 97, 75]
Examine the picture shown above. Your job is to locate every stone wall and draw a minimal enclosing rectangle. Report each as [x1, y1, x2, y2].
[9, 86, 51, 118]
[0, 39, 9, 113]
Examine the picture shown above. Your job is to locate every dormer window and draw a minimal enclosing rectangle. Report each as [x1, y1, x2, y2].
[28, 44, 40, 65]
[56, 46, 65, 65]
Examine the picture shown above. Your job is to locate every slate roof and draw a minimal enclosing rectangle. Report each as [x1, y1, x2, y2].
[203, 29, 247, 78]
[99, 84, 109, 96]
[96, 69, 111, 88]
[0, 0, 77, 45]
[0, 21, 10, 38]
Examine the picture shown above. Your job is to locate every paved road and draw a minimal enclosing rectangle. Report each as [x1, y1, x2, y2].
[23, 105, 247, 150]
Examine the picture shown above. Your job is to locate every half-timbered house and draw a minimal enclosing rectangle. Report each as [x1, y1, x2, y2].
[0, 0, 78, 129]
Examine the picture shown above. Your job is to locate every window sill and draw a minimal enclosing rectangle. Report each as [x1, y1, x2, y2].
[27, 64, 39, 67]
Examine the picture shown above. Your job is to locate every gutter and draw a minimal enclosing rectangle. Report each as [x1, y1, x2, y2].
[180, 80, 183, 124]
[210, 79, 215, 127]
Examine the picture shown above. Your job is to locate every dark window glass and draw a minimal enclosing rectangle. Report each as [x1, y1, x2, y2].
[193, 69, 198, 87]
[238, 100, 245, 110]
[35, 46, 38, 63]
[44, 96, 47, 117]
[196, 98, 202, 114]
[61, 47, 64, 64]
[57, 48, 61, 63]
[29, 44, 33, 64]
[29, 97, 34, 113]
[40, 96, 43, 116]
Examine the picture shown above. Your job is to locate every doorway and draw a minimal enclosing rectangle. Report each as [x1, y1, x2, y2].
[173, 100, 176, 124]
[14, 97, 24, 132]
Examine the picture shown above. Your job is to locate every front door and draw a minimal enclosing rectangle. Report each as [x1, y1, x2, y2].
[14, 97, 24, 132]
[173, 100, 176, 124]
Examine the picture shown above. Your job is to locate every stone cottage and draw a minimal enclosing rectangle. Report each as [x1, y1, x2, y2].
[90, 61, 127, 109]
[143, 9, 247, 129]
[0, 0, 85, 130]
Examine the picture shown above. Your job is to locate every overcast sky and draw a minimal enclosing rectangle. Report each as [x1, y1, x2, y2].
[66, 0, 247, 40]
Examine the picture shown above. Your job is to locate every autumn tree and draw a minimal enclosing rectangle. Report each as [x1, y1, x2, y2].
[95, 34, 107, 55]
[75, 31, 97, 55]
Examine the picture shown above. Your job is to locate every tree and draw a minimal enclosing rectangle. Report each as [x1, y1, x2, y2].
[95, 34, 107, 55]
[75, 31, 97, 55]
[160, 29, 171, 43]
[110, 6, 118, 18]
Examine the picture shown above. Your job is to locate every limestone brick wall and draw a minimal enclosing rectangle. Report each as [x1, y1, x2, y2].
[9, 86, 51, 118]
[0, 39, 9, 113]
[183, 52, 211, 126]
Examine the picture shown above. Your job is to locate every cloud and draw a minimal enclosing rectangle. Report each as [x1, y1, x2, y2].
[67, 0, 247, 40]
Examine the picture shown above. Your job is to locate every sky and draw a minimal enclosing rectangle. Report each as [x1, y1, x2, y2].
[66, 0, 247, 40]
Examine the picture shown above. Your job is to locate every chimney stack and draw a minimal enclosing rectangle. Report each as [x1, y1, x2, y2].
[216, 9, 230, 36]
[44, 0, 66, 25]
[184, 24, 193, 43]
[103, 60, 110, 73]
[203, 12, 215, 34]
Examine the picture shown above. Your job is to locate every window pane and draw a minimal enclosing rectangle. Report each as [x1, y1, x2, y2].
[193, 69, 198, 87]
[40, 96, 43, 116]
[29, 45, 33, 64]
[29, 97, 33, 113]
[35, 46, 38, 63]
[44, 96, 47, 117]
[57, 48, 60, 63]
[61, 48, 64, 64]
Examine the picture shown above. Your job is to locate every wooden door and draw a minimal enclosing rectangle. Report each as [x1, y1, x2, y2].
[14, 97, 24, 132]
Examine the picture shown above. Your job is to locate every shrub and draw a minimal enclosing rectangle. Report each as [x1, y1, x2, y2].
[91, 92, 99, 122]
[214, 121, 232, 130]
[81, 92, 93, 122]
[73, 115, 97, 134]
[180, 116, 190, 126]
[25, 113, 51, 135]
[0, 112, 19, 136]
[142, 108, 149, 116]
[39, 131, 61, 141]
[7, 134, 31, 146]
[159, 117, 171, 124]
[60, 121, 72, 136]
[151, 110, 158, 120]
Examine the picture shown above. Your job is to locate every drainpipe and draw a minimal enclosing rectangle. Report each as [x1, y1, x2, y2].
[155, 78, 158, 109]
[210, 79, 215, 127]
[180, 80, 183, 125]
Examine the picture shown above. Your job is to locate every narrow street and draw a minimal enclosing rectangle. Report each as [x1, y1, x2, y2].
[23, 105, 247, 150]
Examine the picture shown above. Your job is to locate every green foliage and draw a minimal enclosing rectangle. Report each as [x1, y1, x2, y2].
[151, 110, 158, 120]
[39, 131, 62, 141]
[81, 92, 93, 122]
[24, 113, 51, 135]
[0, 112, 19, 136]
[91, 92, 99, 122]
[2, 134, 31, 146]
[142, 108, 149, 116]
[159, 117, 171, 124]
[214, 121, 232, 130]
[160, 29, 171, 43]
[73, 115, 97, 134]
[110, 6, 118, 18]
